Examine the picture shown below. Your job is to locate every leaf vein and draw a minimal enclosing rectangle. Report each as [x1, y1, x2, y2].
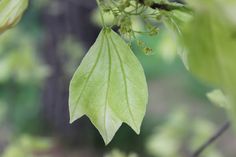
[109, 34, 138, 130]
[71, 33, 105, 119]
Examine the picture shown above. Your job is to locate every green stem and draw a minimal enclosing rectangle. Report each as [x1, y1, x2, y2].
[96, 0, 106, 27]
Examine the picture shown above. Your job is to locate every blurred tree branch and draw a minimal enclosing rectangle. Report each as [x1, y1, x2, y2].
[40, 0, 101, 146]
[192, 121, 231, 157]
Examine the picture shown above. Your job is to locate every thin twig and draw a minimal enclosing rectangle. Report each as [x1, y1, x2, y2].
[192, 121, 231, 157]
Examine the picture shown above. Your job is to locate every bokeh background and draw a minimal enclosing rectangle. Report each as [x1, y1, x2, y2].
[0, 0, 235, 157]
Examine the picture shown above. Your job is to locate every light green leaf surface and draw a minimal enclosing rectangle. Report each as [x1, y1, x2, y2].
[69, 28, 148, 144]
[182, 0, 236, 123]
[0, 0, 28, 33]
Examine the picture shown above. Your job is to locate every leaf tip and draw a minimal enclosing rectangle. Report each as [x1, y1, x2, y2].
[69, 117, 76, 124]
[134, 127, 141, 135]
[69, 112, 82, 124]
[100, 130, 115, 145]
[104, 139, 110, 145]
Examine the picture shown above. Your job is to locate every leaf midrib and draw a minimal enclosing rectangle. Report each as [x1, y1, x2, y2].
[103, 32, 112, 142]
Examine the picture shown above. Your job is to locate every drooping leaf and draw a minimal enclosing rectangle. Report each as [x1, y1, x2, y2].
[69, 28, 148, 144]
[181, 0, 236, 123]
[161, 10, 192, 68]
[0, 0, 28, 33]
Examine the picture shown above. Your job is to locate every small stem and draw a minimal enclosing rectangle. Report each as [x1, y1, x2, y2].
[192, 121, 231, 157]
[96, 0, 106, 27]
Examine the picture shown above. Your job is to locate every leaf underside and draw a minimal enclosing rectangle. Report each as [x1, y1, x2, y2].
[69, 28, 148, 144]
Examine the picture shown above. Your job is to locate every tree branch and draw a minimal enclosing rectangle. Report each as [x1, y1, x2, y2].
[137, 0, 191, 12]
[192, 121, 231, 157]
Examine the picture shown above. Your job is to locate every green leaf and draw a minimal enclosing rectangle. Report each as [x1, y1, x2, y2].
[69, 28, 148, 144]
[0, 0, 28, 33]
[181, 0, 236, 124]
[161, 10, 192, 68]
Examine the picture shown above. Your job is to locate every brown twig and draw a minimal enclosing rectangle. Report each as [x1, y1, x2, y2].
[192, 121, 231, 157]
[137, 0, 191, 12]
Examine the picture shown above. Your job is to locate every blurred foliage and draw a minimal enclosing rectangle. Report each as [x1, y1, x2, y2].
[2, 135, 53, 157]
[92, 8, 115, 27]
[146, 109, 223, 157]
[181, 0, 236, 130]
[132, 31, 178, 78]
[207, 89, 231, 109]
[0, 28, 49, 134]
[146, 109, 187, 157]
[104, 149, 138, 157]
[0, 29, 49, 84]
[158, 29, 177, 63]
